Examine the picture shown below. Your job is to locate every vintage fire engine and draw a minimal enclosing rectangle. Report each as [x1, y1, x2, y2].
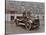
[14, 10, 40, 30]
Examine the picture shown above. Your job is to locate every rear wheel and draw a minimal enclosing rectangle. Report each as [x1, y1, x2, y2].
[16, 20, 19, 26]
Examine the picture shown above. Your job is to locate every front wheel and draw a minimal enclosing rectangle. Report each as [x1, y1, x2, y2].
[25, 22, 31, 31]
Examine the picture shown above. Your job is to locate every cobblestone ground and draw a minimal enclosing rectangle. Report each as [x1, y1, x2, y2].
[6, 20, 44, 34]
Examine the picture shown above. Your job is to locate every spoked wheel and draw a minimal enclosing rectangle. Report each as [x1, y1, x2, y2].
[25, 22, 31, 31]
[16, 20, 19, 26]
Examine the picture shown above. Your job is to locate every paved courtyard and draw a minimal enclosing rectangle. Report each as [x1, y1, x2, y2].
[6, 20, 44, 34]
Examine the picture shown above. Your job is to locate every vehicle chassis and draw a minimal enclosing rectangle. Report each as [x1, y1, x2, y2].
[15, 16, 40, 31]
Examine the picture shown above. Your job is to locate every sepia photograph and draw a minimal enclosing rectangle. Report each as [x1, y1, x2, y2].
[5, 0, 45, 35]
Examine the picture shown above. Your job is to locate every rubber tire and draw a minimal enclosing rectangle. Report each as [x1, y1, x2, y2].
[25, 22, 31, 31]
[16, 20, 19, 26]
